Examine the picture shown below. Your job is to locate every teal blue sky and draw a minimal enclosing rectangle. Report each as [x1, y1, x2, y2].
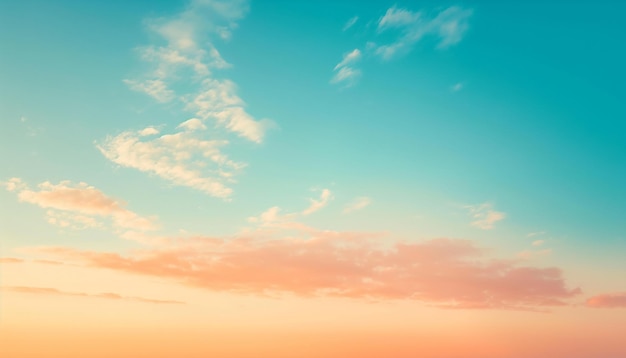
[1, 0, 625, 263]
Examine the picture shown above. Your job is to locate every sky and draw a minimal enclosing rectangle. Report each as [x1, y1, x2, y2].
[1, 0, 625, 357]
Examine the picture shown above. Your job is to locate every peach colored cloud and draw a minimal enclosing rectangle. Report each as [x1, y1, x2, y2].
[2, 286, 184, 305]
[3, 178, 157, 232]
[465, 202, 506, 230]
[586, 292, 626, 308]
[37, 235, 580, 310]
[0, 257, 24, 264]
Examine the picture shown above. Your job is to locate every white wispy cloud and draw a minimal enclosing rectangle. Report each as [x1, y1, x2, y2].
[331, 5, 472, 86]
[97, 126, 244, 199]
[105, 0, 271, 198]
[465, 202, 506, 230]
[378, 7, 420, 28]
[246, 188, 334, 234]
[121, 0, 270, 142]
[343, 196, 372, 214]
[302, 189, 333, 215]
[139, 127, 160, 136]
[183, 78, 271, 143]
[331, 49, 362, 87]
[451, 82, 463, 92]
[527, 231, 546, 237]
[343, 16, 359, 31]
[177, 118, 206, 131]
[247, 206, 296, 227]
[2, 178, 158, 232]
[123, 79, 175, 103]
[532, 240, 545, 247]
[375, 6, 473, 60]
[334, 49, 361, 70]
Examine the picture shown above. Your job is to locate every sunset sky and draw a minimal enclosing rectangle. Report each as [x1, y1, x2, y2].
[1, 0, 625, 357]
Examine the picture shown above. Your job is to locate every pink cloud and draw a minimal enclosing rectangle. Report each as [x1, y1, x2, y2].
[37, 234, 581, 310]
[586, 292, 626, 308]
[2, 286, 184, 305]
[4, 179, 157, 232]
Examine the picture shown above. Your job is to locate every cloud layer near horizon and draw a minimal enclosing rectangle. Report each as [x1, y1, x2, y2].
[586, 292, 626, 308]
[2, 286, 184, 304]
[35, 233, 581, 310]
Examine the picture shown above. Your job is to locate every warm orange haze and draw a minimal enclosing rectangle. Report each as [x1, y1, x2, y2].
[1, 0, 626, 357]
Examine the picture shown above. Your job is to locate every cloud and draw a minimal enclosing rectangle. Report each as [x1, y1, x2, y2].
[177, 118, 206, 131]
[532, 240, 545, 247]
[331, 49, 362, 87]
[451, 82, 463, 92]
[183, 78, 271, 143]
[302, 189, 333, 215]
[331, 6, 471, 86]
[343, 16, 359, 31]
[465, 203, 506, 230]
[121, 0, 270, 143]
[97, 127, 243, 199]
[36, 233, 581, 310]
[1, 177, 27, 192]
[586, 292, 626, 308]
[378, 7, 421, 28]
[247, 206, 291, 226]
[2, 286, 184, 305]
[3, 179, 157, 232]
[0, 257, 24, 264]
[375, 6, 473, 60]
[246, 188, 334, 234]
[104, 0, 271, 198]
[334, 49, 362, 70]
[123, 79, 175, 103]
[139, 127, 160, 136]
[343, 197, 372, 214]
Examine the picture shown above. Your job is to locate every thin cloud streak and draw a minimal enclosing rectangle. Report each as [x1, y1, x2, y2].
[302, 189, 333, 215]
[375, 6, 473, 60]
[343, 16, 359, 31]
[343, 197, 372, 214]
[2, 286, 185, 305]
[586, 292, 626, 308]
[331, 49, 362, 87]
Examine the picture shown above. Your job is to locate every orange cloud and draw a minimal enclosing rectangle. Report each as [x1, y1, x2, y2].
[3, 178, 157, 232]
[2, 286, 184, 305]
[37, 234, 580, 310]
[0, 257, 24, 264]
[586, 292, 626, 308]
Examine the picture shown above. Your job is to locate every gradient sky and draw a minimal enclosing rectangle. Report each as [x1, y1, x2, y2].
[1, 1, 625, 357]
